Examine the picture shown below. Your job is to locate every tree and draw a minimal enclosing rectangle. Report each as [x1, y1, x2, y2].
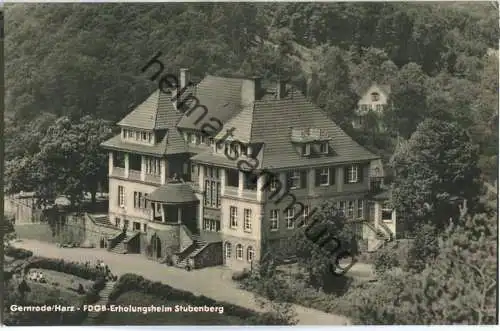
[344, 206, 497, 325]
[386, 62, 429, 138]
[288, 201, 357, 289]
[390, 118, 481, 232]
[244, 254, 298, 325]
[316, 46, 358, 128]
[6, 116, 113, 207]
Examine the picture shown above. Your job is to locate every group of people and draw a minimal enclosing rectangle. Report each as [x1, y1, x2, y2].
[27, 270, 46, 283]
[95, 259, 115, 281]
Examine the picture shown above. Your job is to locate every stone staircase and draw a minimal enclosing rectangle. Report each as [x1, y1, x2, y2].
[108, 232, 137, 254]
[82, 281, 115, 325]
[92, 215, 112, 227]
[175, 235, 208, 269]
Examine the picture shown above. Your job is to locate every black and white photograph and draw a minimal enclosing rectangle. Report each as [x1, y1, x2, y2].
[1, 1, 498, 326]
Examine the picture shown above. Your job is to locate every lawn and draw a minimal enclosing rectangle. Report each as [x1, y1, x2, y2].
[101, 291, 247, 325]
[28, 268, 94, 293]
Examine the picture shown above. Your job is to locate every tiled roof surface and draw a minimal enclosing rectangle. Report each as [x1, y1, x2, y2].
[202, 87, 379, 169]
[103, 89, 187, 155]
[177, 75, 244, 130]
[147, 181, 198, 203]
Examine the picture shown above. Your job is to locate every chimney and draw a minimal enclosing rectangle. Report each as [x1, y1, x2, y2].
[276, 80, 287, 100]
[180, 68, 190, 89]
[241, 76, 262, 106]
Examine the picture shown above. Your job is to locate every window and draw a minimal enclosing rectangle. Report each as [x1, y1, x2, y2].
[357, 200, 364, 218]
[269, 176, 280, 191]
[244, 209, 252, 232]
[156, 203, 162, 214]
[347, 201, 354, 218]
[224, 242, 232, 259]
[270, 210, 279, 231]
[320, 142, 329, 154]
[347, 165, 359, 183]
[115, 217, 120, 227]
[127, 130, 134, 138]
[142, 132, 148, 141]
[203, 218, 220, 232]
[376, 104, 384, 112]
[146, 157, 161, 175]
[319, 168, 329, 186]
[230, 206, 238, 228]
[148, 132, 153, 143]
[339, 201, 346, 217]
[303, 205, 310, 221]
[247, 246, 255, 262]
[371, 92, 380, 102]
[301, 144, 310, 156]
[118, 186, 125, 207]
[382, 202, 392, 221]
[204, 169, 221, 208]
[241, 145, 248, 156]
[190, 133, 197, 144]
[289, 171, 301, 189]
[133, 222, 141, 231]
[244, 172, 258, 190]
[236, 244, 243, 260]
[285, 208, 295, 229]
[133, 192, 139, 208]
[143, 224, 147, 232]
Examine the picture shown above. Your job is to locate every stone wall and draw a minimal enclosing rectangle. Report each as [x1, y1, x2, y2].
[193, 242, 223, 269]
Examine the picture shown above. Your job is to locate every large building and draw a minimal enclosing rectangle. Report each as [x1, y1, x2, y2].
[100, 69, 392, 270]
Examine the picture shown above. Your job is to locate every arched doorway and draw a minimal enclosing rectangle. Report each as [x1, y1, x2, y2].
[151, 234, 162, 259]
[99, 238, 105, 248]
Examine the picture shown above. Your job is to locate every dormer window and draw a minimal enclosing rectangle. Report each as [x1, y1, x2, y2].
[320, 142, 328, 154]
[301, 144, 310, 156]
[241, 145, 248, 157]
[371, 92, 380, 102]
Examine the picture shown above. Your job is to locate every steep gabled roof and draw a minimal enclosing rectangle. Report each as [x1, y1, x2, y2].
[195, 87, 379, 169]
[102, 89, 187, 156]
[355, 83, 391, 98]
[176, 75, 244, 130]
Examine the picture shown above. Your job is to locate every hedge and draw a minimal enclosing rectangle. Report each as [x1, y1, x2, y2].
[24, 257, 107, 281]
[100, 273, 282, 324]
[5, 247, 33, 260]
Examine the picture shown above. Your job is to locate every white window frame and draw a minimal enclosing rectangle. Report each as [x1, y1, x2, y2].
[347, 201, 354, 218]
[229, 206, 238, 228]
[270, 209, 279, 231]
[285, 208, 295, 229]
[118, 186, 125, 207]
[247, 246, 254, 262]
[303, 205, 310, 220]
[270, 177, 280, 191]
[302, 144, 311, 156]
[348, 165, 359, 183]
[319, 168, 329, 186]
[290, 171, 301, 189]
[244, 209, 252, 232]
[339, 201, 346, 217]
[382, 202, 393, 222]
[357, 200, 364, 218]
[236, 244, 243, 260]
[224, 242, 232, 259]
[320, 142, 329, 154]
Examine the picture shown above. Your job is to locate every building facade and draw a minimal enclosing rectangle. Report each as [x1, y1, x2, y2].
[352, 83, 391, 130]
[100, 69, 394, 270]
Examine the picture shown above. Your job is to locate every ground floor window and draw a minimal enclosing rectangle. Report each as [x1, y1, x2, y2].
[143, 223, 147, 232]
[236, 244, 243, 260]
[133, 222, 141, 231]
[203, 218, 220, 232]
[247, 246, 254, 262]
[224, 242, 232, 259]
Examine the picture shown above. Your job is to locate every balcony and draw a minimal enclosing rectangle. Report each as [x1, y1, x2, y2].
[224, 186, 238, 197]
[129, 169, 141, 181]
[112, 167, 125, 177]
[241, 189, 257, 200]
[145, 174, 162, 185]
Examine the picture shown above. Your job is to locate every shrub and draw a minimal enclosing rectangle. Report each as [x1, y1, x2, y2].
[107, 273, 281, 324]
[24, 257, 107, 280]
[77, 284, 85, 294]
[92, 277, 106, 292]
[5, 247, 33, 260]
[232, 269, 251, 281]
